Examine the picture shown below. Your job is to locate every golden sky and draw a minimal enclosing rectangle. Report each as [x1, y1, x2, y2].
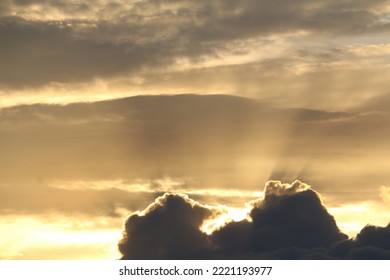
[0, 0, 390, 259]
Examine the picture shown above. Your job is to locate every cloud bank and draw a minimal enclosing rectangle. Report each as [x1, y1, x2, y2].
[1, 0, 390, 111]
[118, 180, 390, 259]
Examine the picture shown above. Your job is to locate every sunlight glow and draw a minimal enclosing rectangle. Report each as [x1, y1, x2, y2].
[328, 201, 390, 237]
[201, 207, 250, 235]
[0, 215, 122, 260]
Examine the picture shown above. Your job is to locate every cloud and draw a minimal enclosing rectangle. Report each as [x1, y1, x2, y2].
[262, 180, 311, 198]
[0, 181, 158, 216]
[120, 180, 379, 259]
[118, 180, 390, 259]
[5, 0, 389, 36]
[1, 94, 390, 203]
[355, 224, 390, 249]
[331, 224, 390, 259]
[1, 0, 389, 90]
[118, 193, 217, 259]
[1, 1, 389, 118]
[0, 17, 177, 88]
[0, 1, 10, 16]
[213, 180, 347, 256]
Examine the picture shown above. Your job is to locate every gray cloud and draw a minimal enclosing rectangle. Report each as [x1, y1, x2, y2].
[0, 0, 389, 88]
[0, 1, 11, 16]
[0, 17, 178, 88]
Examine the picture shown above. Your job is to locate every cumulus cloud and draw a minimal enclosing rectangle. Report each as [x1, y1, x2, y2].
[331, 224, 390, 259]
[116, 180, 390, 259]
[213, 180, 347, 256]
[118, 193, 218, 259]
[262, 180, 311, 198]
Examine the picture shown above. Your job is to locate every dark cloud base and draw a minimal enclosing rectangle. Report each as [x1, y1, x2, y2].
[118, 180, 390, 260]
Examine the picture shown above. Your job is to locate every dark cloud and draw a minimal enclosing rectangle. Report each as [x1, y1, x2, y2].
[118, 180, 390, 260]
[0, 17, 177, 88]
[129, 0, 390, 39]
[355, 224, 390, 249]
[251, 181, 347, 248]
[179, 0, 389, 41]
[118, 193, 215, 259]
[331, 224, 390, 259]
[0, 0, 389, 88]
[211, 181, 347, 258]
[0, 1, 10, 16]
[211, 220, 252, 256]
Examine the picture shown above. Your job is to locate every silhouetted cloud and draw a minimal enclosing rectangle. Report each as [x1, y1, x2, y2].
[331, 224, 390, 259]
[211, 181, 347, 258]
[252, 181, 347, 248]
[118, 180, 390, 260]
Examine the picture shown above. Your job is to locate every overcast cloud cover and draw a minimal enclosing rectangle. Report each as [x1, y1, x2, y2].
[1, 0, 390, 110]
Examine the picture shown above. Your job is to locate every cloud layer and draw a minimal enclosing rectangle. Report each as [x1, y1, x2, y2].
[1, 0, 390, 110]
[1, 95, 389, 213]
[118, 180, 390, 259]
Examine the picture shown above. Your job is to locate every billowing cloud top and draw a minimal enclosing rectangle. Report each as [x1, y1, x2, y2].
[118, 180, 390, 259]
[263, 180, 311, 199]
[118, 193, 216, 259]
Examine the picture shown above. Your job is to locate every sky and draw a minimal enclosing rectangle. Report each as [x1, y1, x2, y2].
[0, 0, 390, 259]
